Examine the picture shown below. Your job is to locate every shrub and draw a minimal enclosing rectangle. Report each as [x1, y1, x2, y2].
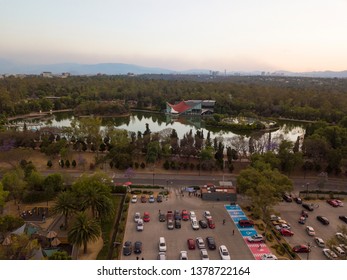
[71, 159, 76, 168]
[65, 159, 70, 168]
[140, 162, 145, 169]
[47, 160, 53, 168]
[163, 160, 170, 170]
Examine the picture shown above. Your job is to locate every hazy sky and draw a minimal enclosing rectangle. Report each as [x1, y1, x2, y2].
[1, 0, 347, 72]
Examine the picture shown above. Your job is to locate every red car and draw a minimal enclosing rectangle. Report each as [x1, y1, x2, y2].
[327, 199, 339, 207]
[280, 228, 294, 236]
[187, 238, 196, 250]
[293, 245, 310, 253]
[182, 210, 189, 221]
[207, 218, 215, 229]
[143, 212, 150, 222]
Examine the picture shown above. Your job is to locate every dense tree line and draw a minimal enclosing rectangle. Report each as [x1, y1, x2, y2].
[1, 75, 347, 123]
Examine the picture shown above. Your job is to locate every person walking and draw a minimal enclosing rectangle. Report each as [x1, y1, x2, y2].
[223, 219, 226, 225]
[232, 229, 235, 235]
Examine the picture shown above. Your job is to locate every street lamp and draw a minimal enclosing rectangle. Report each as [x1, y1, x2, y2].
[307, 242, 311, 260]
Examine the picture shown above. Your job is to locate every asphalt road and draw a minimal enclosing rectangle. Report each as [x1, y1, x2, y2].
[121, 186, 254, 260]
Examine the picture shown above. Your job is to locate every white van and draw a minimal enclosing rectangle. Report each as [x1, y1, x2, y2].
[332, 245, 346, 257]
[159, 237, 167, 252]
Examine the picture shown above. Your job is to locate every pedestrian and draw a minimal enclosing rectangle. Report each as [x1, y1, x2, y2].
[223, 219, 226, 225]
[141, 257, 144, 260]
[159, 209, 161, 214]
[232, 229, 235, 235]
[136, 256, 139, 260]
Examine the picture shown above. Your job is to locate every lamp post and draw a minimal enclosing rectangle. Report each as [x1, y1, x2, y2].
[307, 242, 311, 260]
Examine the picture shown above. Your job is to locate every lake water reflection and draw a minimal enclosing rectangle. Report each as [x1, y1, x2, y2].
[15, 111, 306, 144]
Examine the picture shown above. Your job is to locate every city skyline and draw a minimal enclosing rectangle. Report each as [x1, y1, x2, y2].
[1, 0, 347, 72]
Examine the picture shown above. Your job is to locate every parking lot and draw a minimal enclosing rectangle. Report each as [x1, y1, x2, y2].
[121, 186, 254, 260]
[275, 199, 347, 260]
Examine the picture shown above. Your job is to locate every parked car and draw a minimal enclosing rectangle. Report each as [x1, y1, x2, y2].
[306, 226, 315, 236]
[134, 212, 141, 223]
[301, 210, 309, 218]
[338, 215, 347, 224]
[323, 248, 338, 259]
[298, 216, 306, 224]
[167, 219, 174, 230]
[181, 210, 189, 221]
[190, 211, 196, 220]
[336, 232, 347, 242]
[159, 213, 166, 222]
[206, 236, 216, 250]
[156, 195, 163, 203]
[316, 216, 329, 225]
[302, 203, 314, 211]
[148, 195, 155, 203]
[294, 197, 302, 204]
[134, 241, 142, 254]
[187, 238, 196, 250]
[131, 195, 138, 203]
[179, 251, 188, 260]
[191, 219, 199, 230]
[293, 244, 310, 253]
[261, 254, 278, 260]
[199, 220, 208, 229]
[282, 193, 292, 202]
[335, 199, 344, 207]
[158, 252, 166, 260]
[314, 237, 325, 248]
[270, 215, 281, 221]
[200, 249, 209, 260]
[207, 218, 215, 229]
[136, 219, 144, 231]
[123, 241, 132, 256]
[174, 210, 181, 220]
[196, 237, 205, 249]
[204, 211, 212, 220]
[332, 245, 346, 258]
[143, 212, 150, 222]
[247, 234, 264, 243]
[238, 219, 254, 227]
[175, 219, 181, 229]
[219, 245, 230, 260]
[327, 199, 339, 207]
[280, 228, 294, 236]
[141, 195, 147, 203]
[158, 237, 166, 252]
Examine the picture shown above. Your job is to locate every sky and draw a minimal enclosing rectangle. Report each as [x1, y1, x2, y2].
[1, 0, 347, 72]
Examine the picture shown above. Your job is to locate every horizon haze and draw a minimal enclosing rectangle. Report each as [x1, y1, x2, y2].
[1, 0, 347, 73]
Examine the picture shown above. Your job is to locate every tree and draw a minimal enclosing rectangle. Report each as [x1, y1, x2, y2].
[278, 140, 303, 174]
[237, 163, 293, 227]
[0, 183, 9, 212]
[1, 169, 26, 203]
[71, 173, 114, 220]
[51, 191, 77, 229]
[68, 212, 101, 254]
[43, 173, 64, 192]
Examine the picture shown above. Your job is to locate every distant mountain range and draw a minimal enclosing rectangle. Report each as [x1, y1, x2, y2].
[1, 58, 347, 78]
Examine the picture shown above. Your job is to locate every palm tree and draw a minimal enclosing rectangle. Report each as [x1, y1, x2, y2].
[68, 212, 101, 254]
[51, 192, 77, 229]
[81, 185, 114, 220]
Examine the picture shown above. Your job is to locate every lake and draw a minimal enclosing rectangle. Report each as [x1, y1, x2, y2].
[11, 111, 306, 146]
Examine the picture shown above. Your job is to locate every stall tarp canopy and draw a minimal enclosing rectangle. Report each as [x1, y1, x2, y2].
[11, 223, 26, 235]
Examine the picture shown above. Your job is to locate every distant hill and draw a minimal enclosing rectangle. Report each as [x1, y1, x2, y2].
[1, 59, 347, 78]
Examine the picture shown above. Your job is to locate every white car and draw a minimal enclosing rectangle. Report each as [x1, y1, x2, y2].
[190, 211, 196, 220]
[191, 219, 200, 230]
[280, 223, 291, 230]
[270, 215, 281, 221]
[134, 212, 141, 223]
[314, 237, 325, 248]
[219, 245, 231, 260]
[332, 245, 346, 257]
[335, 199, 344, 207]
[247, 234, 264, 243]
[179, 251, 188, 260]
[196, 237, 205, 249]
[159, 237, 167, 252]
[136, 219, 144, 231]
[306, 226, 315, 236]
[204, 211, 212, 220]
[261, 254, 278, 260]
[158, 252, 166, 260]
[200, 249, 209, 260]
[131, 195, 138, 203]
[323, 248, 338, 260]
